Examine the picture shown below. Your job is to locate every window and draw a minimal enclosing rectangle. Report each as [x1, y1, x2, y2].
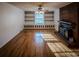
[35, 12, 44, 25]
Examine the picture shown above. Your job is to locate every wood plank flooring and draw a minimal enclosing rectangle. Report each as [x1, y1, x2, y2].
[40, 31, 79, 57]
[0, 29, 79, 57]
[0, 30, 55, 57]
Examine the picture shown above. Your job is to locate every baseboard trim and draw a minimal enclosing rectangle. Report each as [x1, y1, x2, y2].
[0, 30, 24, 48]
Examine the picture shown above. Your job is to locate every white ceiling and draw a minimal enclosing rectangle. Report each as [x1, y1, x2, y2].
[9, 2, 72, 11]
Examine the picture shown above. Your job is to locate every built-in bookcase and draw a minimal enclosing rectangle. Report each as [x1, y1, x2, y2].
[24, 11, 54, 29]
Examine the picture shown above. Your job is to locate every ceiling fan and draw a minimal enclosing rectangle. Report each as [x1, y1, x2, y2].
[36, 3, 49, 13]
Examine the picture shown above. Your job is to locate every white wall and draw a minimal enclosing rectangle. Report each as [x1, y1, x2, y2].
[0, 3, 24, 48]
[54, 8, 60, 31]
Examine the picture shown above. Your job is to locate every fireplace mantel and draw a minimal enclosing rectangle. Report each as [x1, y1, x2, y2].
[60, 2, 79, 47]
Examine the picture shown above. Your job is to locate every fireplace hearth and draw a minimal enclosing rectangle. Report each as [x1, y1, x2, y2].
[59, 21, 75, 46]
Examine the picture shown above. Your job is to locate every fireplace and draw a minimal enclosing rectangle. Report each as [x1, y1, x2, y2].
[59, 21, 75, 46]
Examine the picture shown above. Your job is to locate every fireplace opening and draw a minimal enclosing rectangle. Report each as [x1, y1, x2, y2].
[59, 21, 75, 46]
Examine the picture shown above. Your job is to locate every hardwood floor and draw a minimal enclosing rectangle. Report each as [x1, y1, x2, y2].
[0, 30, 55, 57]
[0, 29, 79, 57]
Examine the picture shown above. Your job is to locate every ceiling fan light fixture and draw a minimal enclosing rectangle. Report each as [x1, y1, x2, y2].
[38, 7, 42, 11]
[37, 4, 44, 11]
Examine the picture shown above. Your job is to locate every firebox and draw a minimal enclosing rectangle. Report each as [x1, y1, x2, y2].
[59, 21, 75, 45]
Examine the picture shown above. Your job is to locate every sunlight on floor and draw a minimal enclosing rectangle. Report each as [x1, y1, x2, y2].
[41, 33, 60, 42]
[41, 33, 78, 57]
[47, 43, 77, 57]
